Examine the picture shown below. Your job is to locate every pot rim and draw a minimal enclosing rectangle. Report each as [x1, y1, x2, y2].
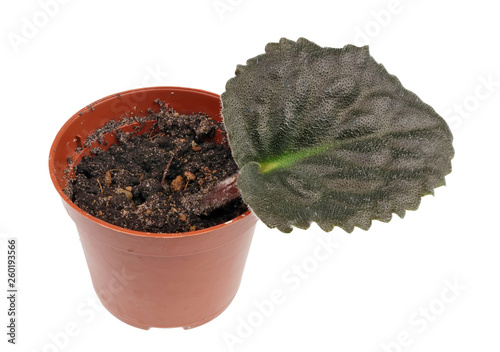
[49, 86, 254, 239]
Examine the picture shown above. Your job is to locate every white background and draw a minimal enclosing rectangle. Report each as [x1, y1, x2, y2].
[1, 0, 499, 351]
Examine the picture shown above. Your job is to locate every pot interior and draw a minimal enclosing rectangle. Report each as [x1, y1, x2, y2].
[50, 87, 224, 191]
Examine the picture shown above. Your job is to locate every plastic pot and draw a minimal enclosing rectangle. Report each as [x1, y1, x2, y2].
[49, 87, 258, 329]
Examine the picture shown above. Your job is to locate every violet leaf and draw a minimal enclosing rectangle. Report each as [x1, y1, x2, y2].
[221, 38, 454, 233]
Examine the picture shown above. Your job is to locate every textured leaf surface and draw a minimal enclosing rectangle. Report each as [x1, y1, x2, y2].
[221, 38, 454, 233]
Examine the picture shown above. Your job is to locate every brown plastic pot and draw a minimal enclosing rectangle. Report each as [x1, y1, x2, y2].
[49, 87, 258, 329]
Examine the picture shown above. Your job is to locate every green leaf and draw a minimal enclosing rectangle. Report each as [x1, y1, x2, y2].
[221, 37, 454, 233]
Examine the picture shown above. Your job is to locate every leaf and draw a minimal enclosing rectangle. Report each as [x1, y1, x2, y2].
[221, 37, 454, 233]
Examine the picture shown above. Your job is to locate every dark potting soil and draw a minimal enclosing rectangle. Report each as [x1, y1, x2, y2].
[65, 100, 247, 233]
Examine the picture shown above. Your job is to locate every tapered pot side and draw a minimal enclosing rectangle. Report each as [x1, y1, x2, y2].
[49, 87, 258, 329]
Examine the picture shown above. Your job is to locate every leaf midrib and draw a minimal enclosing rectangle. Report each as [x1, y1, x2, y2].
[258, 127, 439, 174]
[258, 131, 382, 174]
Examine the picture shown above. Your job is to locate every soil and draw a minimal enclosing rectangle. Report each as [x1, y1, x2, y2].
[65, 100, 247, 234]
